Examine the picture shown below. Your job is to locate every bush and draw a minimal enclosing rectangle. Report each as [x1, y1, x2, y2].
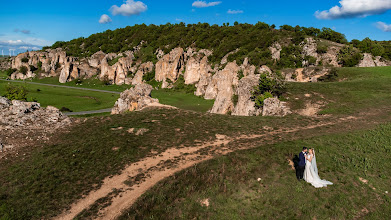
[318, 68, 338, 82]
[142, 69, 156, 82]
[232, 94, 239, 106]
[316, 44, 328, 54]
[171, 75, 196, 94]
[4, 84, 28, 101]
[19, 66, 28, 75]
[338, 45, 362, 67]
[251, 74, 286, 108]
[21, 57, 28, 63]
[5, 68, 16, 76]
[102, 75, 111, 85]
[237, 69, 244, 80]
[29, 65, 38, 72]
[59, 107, 73, 112]
[305, 56, 317, 66]
[37, 61, 42, 70]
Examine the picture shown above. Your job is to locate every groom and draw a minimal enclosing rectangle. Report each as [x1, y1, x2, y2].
[297, 147, 308, 181]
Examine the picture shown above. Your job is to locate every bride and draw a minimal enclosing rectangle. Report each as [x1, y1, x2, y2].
[304, 148, 333, 188]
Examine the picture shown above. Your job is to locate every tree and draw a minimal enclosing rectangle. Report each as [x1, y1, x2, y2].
[4, 84, 28, 101]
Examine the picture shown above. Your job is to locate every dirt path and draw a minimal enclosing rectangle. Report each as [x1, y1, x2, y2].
[55, 115, 359, 220]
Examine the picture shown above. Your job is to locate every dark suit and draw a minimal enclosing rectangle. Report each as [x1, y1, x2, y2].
[296, 152, 306, 180]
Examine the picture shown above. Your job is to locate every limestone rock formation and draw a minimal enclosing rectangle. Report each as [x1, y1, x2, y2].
[0, 97, 71, 129]
[269, 42, 282, 61]
[232, 74, 262, 116]
[131, 62, 154, 85]
[155, 48, 185, 88]
[207, 62, 240, 114]
[262, 98, 291, 117]
[184, 54, 210, 85]
[358, 53, 376, 67]
[111, 83, 159, 114]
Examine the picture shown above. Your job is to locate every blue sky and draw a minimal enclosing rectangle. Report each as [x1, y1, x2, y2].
[1, 0, 390, 55]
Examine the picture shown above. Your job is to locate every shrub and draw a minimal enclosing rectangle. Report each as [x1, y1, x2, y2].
[60, 107, 73, 112]
[251, 74, 286, 108]
[338, 45, 363, 67]
[232, 94, 239, 106]
[171, 75, 196, 94]
[108, 56, 123, 66]
[5, 68, 16, 76]
[316, 44, 328, 54]
[318, 68, 338, 82]
[19, 66, 28, 75]
[21, 57, 28, 63]
[142, 69, 156, 82]
[37, 61, 42, 69]
[102, 75, 111, 85]
[4, 84, 28, 101]
[237, 69, 244, 80]
[305, 56, 317, 66]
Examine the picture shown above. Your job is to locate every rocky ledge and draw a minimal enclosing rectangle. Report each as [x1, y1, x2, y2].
[0, 96, 71, 130]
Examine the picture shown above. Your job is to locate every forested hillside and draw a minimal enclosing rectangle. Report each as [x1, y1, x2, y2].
[45, 22, 391, 69]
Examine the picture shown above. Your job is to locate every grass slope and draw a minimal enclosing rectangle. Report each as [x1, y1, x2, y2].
[288, 67, 391, 115]
[0, 109, 303, 219]
[119, 123, 391, 219]
[0, 80, 118, 112]
[151, 89, 214, 112]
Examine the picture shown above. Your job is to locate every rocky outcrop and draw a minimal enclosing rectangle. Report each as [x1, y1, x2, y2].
[0, 58, 11, 70]
[319, 45, 341, 67]
[111, 84, 159, 114]
[374, 56, 389, 66]
[358, 53, 376, 67]
[269, 42, 282, 61]
[184, 54, 210, 85]
[262, 98, 291, 117]
[284, 67, 331, 82]
[0, 97, 71, 129]
[131, 62, 154, 85]
[232, 74, 262, 116]
[207, 62, 240, 114]
[221, 49, 239, 65]
[155, 47, 185, 88]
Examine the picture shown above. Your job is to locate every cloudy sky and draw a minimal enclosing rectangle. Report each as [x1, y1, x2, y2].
[1, 0, 391, 55]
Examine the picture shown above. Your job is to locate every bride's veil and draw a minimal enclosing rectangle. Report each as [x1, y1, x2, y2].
[312, 149, 318, 175]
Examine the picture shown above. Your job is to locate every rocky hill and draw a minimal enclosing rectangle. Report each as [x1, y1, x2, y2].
[3, 23, 391, 116]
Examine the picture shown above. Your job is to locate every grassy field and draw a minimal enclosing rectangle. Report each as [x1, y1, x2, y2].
[288, 67, 391, 115]
[0, 108, 306, 219]
[29, 76, 132, 92]
[8, 75, 215, 112]
[151, 89, 214, 112]
[120, 123, 391, 219]
[1, 66, 391, 219]
[0, 80, 119, 112]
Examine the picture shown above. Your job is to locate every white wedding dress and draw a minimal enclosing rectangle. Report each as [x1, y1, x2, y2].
[303, 154, 333, 188]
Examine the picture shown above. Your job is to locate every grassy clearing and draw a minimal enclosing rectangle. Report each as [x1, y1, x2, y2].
[0, 70, 7, 79]
[151, 89, 214, 112]
[0, 80, 118, 112]
[120, 123, 391, 219]
[23, 76, 214, 112]
[0, 108, 312, 219]
[288, 67, 391, 115]
[29, 76, 131, 92]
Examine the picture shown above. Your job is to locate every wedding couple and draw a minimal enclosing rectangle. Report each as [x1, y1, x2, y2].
[296, 147, 333, 188]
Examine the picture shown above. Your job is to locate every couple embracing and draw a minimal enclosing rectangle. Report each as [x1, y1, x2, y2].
[296, 147, 333, 188]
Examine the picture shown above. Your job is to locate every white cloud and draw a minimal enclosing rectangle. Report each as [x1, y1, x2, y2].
[315, 0, 391, 19]
[99, 14, 112, 24]
[192, 1, 222, 8]
[227, 9, 243, 14]
[110, 0, 147, 16]
[376, 21, 391, 32]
